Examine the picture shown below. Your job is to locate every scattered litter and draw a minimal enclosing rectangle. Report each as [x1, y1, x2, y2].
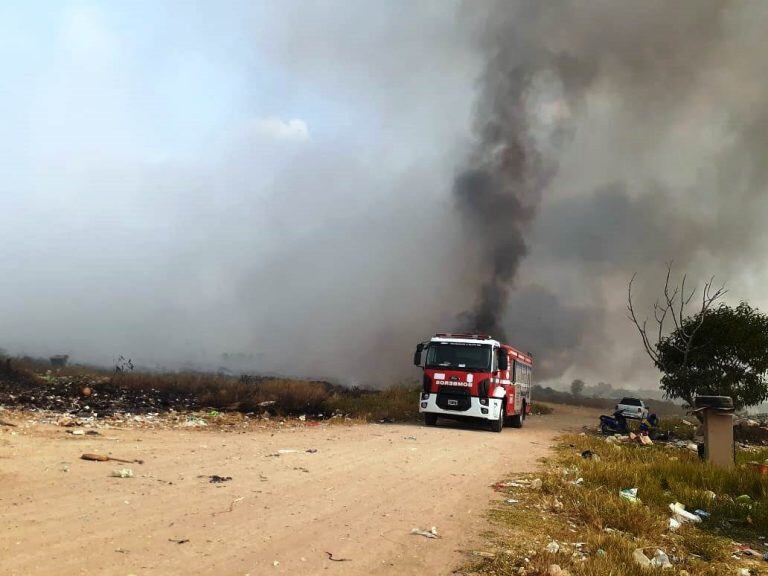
[619, 488, 640, 504]
[306, 448, 318, 454]
[259, 401, 276, 407]
[639, 435, 653, 446]
[704, 490, 716, 500]
[411, 527, 439, 539]
[81, 453, 144, 465]
[298, 415, 306, 421]
[581, 450, 595, 459]
[110, 468, 134, 478]
[325, 551, 351, 562]
[403, 436, 417, 441]
[545, 541, 560, 554]
[209, 475, 232, 483]
[693, 509, 710, 519]
[273, 560, 280, 567]
[737, 569, 750, 576]
[168, 538, 189, 544]
[471, 551, 495, 558]
[68, 429, 85, 436]
[596, 549, 606, 557]
[681, 419, 693, 426]
[650, 549, 673, 569]
[212, 496, 244, 516]
[181, 417, 207, 428]
[668, 517, 681, 531]
[279, 449, 298, 454]
[59, 462, 70, 473]
[505, 499, 519, 504]
[293, 466, 310, 473]
[686, 442, 698, 452]
[570, 477, 584, 486]
[633, 548, 651, 568]
[669, 502, 702, 523]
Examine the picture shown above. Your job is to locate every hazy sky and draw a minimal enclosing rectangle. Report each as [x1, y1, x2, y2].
[2, 1, 767, 389]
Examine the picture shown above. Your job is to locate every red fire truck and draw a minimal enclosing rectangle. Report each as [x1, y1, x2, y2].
[413, 333, 533, 432]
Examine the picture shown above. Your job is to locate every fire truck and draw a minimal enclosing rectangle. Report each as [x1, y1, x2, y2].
[413, 333, 533, 432]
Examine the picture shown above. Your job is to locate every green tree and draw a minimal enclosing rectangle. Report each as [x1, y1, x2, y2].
[628, 264, 768, 410]
[656, 303, 768, 410]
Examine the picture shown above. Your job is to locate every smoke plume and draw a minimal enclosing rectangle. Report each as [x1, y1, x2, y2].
[3, 2, 768, 389]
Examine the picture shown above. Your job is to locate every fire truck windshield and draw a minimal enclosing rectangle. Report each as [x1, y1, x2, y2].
[425, 343, 492, 371]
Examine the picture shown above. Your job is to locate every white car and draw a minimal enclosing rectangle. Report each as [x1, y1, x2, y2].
[615, 397, 649, 419]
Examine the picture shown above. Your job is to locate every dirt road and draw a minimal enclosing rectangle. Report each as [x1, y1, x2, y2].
[0, 406, 596, 575]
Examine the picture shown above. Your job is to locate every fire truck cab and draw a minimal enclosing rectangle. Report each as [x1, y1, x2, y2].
[413, 333, 533, 432]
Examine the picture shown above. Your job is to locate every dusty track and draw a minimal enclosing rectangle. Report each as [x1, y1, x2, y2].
[0, 405, 596, 575]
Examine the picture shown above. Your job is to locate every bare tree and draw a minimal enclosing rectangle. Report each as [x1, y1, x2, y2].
[627, 262, 727, 407]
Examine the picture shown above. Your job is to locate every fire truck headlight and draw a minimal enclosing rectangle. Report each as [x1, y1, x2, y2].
[421, 392, 430, 400]
[479, 397, 488, 406]
[420, 402, 428, 409]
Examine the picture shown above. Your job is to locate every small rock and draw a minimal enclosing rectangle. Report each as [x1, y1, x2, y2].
[633, 548, 651, 568]
[545, 541, 560, 554]
[531, 478, 543, 490]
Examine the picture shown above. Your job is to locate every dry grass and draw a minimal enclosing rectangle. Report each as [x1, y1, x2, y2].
[469, 434, 767, 575]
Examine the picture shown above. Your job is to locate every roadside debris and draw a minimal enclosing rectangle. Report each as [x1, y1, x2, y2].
[212, 497, 244, 516]
[306, 448, 318, 453]
[633, 548, 651, 568]
[650, 549, 673, 569]
[325, 551, 351, 562]
[668, 517, 681, 531]
[545, 541, 560, 554]
[619, 488, 640, 504]
[168, 538, 189, 544]
[669, 502, 702, 523]
[81, 453, 143, 465]
[110, 468, 134, 478]
[403, 435, 417, 440]
[208, 475, 232, 483]
[410, 527, 439, 539]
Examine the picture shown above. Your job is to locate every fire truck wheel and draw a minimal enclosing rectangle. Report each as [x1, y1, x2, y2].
[490, 409, 504, 433]
[424, 413, 438, 427]
[510, 407, 524, 428]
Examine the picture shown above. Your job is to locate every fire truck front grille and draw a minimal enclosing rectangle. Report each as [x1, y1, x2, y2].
[436, 386, 471, 411]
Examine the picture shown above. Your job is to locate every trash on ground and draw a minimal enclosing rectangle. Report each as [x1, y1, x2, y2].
[650, 549, 673, 569]
[570, 477, 584, 486]
[668, 517, 681, 531]
[306, 448, 318, 453]
[259, 401, 276, 407]
[403, 436, 417, 440]
[110, 468, 134, 478]
[633, 548, 651, 568]
[168, 538, 189, 544]
[619, 488, 640, 504]
[693, 509, 710, 519]
[81, 453, 143, 464]
[581, 450, 595, 459]
[298, 415, 306, 421]
[545, 541, 560, 554]
[669, 502, 702, 523]
[410, 527, 439, 539]
[68, 429, 85, 436]
[209, 475, 232, 483]
[506, 498, 519, 504]
[325, 551, 351, 562]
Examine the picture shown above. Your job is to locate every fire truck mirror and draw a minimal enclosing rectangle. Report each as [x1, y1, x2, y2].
[413, 343, 424, 366]
[497, 352, 508, 371]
